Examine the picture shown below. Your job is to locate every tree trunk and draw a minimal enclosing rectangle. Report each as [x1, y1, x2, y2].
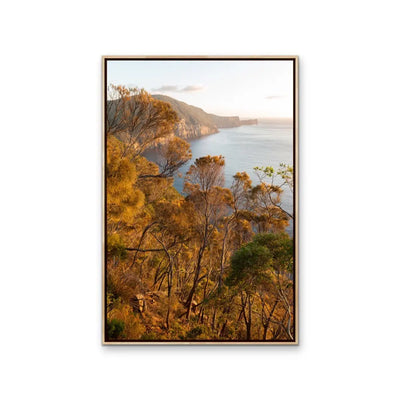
[246, 323, 251, 341]
[262, 326, 267, 340]
[262, 299, 279, 341]
[185, 241, 206, 319]
[211, 308, 216, 331]
[247, 295, 252, 340]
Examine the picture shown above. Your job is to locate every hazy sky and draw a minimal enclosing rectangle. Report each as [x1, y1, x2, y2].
[107, 60, 293, 119]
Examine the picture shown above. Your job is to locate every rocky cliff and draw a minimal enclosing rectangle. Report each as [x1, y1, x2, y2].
[152, 95, 257, 139]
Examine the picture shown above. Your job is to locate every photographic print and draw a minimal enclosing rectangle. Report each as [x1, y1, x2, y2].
[103, 56, 298, 344]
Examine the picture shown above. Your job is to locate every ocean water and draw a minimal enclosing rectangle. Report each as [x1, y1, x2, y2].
[145, 122, 294, 232]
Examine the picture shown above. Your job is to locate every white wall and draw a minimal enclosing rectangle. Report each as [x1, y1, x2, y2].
[1, 1, 399, 399]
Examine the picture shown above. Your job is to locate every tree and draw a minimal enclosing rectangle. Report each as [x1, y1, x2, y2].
[253, 233, 294, 340]
[229, 172, 254, 247]
[231, 172, 252, 212]
[226, 241, 272, 340]
[248, 183, 289, 232]
[183, 155, 231, 318]
[106, 136, 144, 229]
[138, 136, 192, 179]
[226, 232, 294, 340]
[254, 163, 294, 220]
[106, 85, 179, 159]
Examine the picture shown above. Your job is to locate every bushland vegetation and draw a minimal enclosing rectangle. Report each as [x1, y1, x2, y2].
[106, 85, 295, 341]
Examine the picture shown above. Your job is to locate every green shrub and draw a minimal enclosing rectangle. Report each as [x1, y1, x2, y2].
[107, 319, 125, 339]
[186, 326, 203, 339]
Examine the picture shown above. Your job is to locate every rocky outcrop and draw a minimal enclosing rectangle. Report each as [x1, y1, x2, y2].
[130, 294, 146, 313]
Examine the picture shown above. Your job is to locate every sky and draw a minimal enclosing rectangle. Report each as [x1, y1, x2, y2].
[107, 59, 293, 119]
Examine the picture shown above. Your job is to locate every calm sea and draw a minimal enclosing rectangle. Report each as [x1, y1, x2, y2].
[145, 122, 294, 233]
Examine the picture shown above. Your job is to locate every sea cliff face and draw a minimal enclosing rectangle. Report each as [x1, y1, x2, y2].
[152, 95, 257, 139]
[209, 114, 241, 128]
[174, 119, 218, 140]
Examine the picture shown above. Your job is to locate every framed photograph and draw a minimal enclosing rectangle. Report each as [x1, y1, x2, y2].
[103, 56, 298, 344]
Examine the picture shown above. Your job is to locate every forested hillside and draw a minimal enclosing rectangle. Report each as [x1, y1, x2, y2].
[106, 85, 294, 341]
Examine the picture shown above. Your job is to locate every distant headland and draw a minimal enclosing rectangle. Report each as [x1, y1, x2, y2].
[152, 95, 258, 140]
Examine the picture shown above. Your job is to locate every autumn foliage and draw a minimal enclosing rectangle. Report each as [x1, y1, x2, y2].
[105, 86, 295, 341]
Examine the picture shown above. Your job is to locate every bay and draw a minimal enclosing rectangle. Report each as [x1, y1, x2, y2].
[145, 121, 294, 233]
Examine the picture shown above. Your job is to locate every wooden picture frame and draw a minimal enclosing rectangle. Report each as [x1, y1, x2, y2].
[103, 56, 298, 344]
